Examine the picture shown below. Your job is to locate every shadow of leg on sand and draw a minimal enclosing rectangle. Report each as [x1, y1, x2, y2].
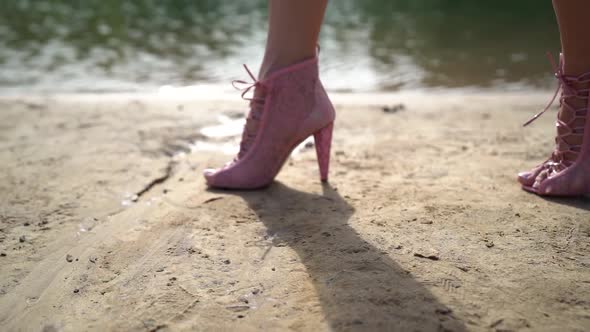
[541, 196, 590, 212]
[224, 182, 466, 331]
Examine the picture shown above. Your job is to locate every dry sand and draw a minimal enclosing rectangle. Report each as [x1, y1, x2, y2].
[0, 91, 588, 332]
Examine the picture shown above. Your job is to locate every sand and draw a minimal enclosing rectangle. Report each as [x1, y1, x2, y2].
[0, 91, 588, 332]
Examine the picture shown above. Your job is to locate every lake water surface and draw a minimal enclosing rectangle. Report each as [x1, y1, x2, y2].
[0, 0, 560, 94]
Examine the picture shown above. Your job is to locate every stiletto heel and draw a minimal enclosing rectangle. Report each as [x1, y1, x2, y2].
[314, 122, 333, 182]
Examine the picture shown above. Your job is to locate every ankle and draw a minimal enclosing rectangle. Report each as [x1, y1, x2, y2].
[562, 58, 590, 76]
[258, 51, 316, 80]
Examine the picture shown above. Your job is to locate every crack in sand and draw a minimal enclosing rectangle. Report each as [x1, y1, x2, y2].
[134, 160, 176, 200]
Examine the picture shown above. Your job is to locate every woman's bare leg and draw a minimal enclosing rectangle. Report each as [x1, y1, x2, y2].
[259, 0, 328, 79]
[203, 1, 334, 188]
[553, 0, 590, 76]
[517, 0, 590, 195]
[552, 0, 590, 153]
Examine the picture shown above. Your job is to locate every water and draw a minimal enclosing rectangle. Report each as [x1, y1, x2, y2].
[0, 0, 560, 95]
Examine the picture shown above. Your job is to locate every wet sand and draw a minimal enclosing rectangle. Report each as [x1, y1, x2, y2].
[0, 91, 588, 331]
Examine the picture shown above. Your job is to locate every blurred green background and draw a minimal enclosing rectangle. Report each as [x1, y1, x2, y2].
[0, 0, 560, 94]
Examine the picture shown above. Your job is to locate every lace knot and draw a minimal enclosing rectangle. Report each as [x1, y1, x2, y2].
[232, 64, 266, 102]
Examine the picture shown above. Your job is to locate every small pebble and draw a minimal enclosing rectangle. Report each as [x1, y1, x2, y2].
[435, 308, 453, 315]
[19, 235, 26, 243]
[457, 265, 470, 272]
[73, 289, 79, 293]
[414, 249, 440, 261]
[382, 103, 406, 114]
[223, 259, 231, 265]
[0, 253, 6, 257]
[66, 254, 74, 262]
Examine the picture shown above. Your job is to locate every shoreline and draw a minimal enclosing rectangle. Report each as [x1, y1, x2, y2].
[0, 87, 554, 101]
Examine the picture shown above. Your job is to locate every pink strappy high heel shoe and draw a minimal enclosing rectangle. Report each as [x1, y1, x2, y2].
[518, 53, 590, 196]
[203, 56, 335, 189]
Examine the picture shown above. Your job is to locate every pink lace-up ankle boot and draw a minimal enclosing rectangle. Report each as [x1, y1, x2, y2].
[518, 53, 590, 196]
[203, 56, 335, 189]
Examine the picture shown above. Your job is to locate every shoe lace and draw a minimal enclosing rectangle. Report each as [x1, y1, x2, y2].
[523, 52, 590, 170]
[231, 64, 267, 160]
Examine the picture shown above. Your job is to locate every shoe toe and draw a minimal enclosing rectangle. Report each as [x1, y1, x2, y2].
[203, 168, 218, 186]
[517, 171, 533, 185]
[518, 164, 546, 187]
